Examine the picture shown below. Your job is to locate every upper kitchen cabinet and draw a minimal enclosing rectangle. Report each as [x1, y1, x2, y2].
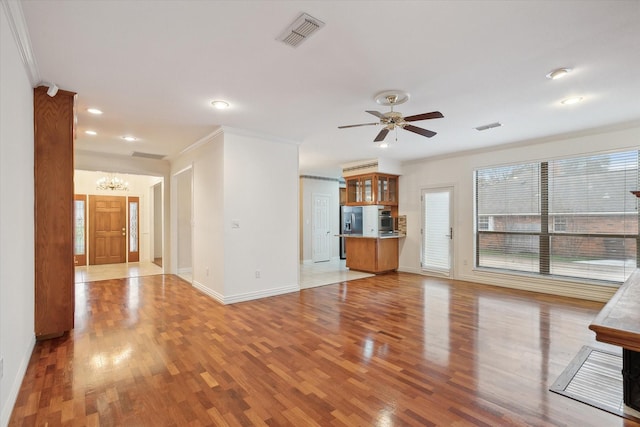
[345, 173, 398, 206]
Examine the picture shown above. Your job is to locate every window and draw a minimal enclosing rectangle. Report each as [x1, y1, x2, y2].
[477, 216, 493, 231]
[475, 150, 639, 284]
[552, 216, 567, 232]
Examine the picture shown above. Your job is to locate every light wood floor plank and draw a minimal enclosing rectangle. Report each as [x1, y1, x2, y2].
[8, 273, 640, 426]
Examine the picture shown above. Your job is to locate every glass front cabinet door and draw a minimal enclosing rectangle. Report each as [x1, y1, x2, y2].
[345, 173, 398, 206]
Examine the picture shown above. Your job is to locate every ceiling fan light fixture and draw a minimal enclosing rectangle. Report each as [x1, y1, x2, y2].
[374, 90, 409, 106]
[546, 67, 572, 80]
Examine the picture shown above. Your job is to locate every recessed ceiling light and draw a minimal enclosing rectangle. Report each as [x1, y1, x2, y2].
[85, 130, 97, 135]
[379, 142, 389, 148]
[121, 136, 137, 142]
[546, 68, 572, 80]
[560, 96, 584, 105]
[87, 108, 103, 115]
[211, 100, 230, 109]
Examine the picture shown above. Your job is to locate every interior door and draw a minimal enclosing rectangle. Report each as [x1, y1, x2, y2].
[421, 187, 454, 277]
[89, 195, 127, 265]
[312, 193, 331, 262]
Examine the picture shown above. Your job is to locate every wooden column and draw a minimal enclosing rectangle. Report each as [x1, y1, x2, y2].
[34, 86, 76, 339]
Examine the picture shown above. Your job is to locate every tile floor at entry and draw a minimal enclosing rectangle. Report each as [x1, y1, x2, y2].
[75, 259, 373, 288]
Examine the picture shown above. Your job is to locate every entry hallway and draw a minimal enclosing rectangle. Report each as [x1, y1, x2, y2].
[9, 273, 639, 426]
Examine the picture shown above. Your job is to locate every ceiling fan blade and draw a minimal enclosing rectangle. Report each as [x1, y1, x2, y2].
[404, 124, 436, 138]
[403, 111, 444, 122]
[374, 128, 389, 142]
[366, 110, 385, 119]
[338, 122, 379, 129]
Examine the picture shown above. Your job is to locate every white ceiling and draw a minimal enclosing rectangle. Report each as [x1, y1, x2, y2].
[20, 0, 640, 178]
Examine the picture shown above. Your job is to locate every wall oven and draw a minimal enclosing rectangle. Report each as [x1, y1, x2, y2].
[379, 210, 393, 234]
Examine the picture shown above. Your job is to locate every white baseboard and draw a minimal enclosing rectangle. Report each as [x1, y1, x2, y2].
[192, 280, 224, 304]
[399, 265, 616, 302]
[191, 280, 300, 305]
[224, 284, 300, 305]
[397, 266, 422, 274]
[456, 271, 616, 302]
[1, 335, 36, 427]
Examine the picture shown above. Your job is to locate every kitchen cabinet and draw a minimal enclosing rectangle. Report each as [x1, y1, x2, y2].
[344, 236, 399, 273]
[345, 173, 398, 206]
[34, 86, 76, 339]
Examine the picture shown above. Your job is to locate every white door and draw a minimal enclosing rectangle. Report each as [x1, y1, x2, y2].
[421, 187, 453, 277]
[312, 193, 331, 262]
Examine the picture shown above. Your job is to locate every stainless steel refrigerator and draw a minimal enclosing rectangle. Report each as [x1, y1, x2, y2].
[340, 206, 363, 259]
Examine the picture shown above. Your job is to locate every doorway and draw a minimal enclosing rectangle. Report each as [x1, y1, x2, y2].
[152, 182, 163, 267]
[89, 195, 127, 265]
[421, 187, 454, 277]
[312, 193, 331, 263]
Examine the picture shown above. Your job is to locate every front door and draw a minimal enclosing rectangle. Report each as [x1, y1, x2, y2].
[312, 193, 331, 262]
[421, 187, 454, 277]
[89, 195, 127, 265]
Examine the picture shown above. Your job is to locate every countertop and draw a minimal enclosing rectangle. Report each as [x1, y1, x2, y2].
[337, 233, 405, 239]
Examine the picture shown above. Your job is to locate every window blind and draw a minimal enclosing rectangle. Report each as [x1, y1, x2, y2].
[475, 150, 639, 284]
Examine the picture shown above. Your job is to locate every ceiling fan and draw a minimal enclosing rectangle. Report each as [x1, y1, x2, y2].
[339, 92, 443, 142]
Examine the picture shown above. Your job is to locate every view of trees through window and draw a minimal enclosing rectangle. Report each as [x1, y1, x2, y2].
[475, 150, 639, 284]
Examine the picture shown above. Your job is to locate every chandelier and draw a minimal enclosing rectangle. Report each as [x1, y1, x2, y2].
[96, 174, 129, 191]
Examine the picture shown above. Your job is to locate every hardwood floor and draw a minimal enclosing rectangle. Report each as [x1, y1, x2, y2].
[9, 273, 640, 426]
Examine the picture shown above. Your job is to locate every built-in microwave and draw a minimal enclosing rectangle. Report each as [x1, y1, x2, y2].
[379, 210, 393, 233]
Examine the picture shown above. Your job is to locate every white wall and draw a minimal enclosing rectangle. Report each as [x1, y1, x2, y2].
[74, 170, 162, 263]
[176, 169, 192, 272]
[222, 130, 299, 303]
[399, 123, 640, 302]
[171, 128, 299, 304]
[0, 5, 36, 425]
[171, 131, 225, 300]
[153, 183, 163, 259]
[299, 177, 340, 263]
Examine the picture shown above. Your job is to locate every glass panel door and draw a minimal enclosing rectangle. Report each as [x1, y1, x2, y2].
[421, 187, 453, 276]
[74, 194, 87, 266]
[128, 196, 140, 262]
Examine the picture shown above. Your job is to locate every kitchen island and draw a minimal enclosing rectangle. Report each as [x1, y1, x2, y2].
[341, 234, 401, 274]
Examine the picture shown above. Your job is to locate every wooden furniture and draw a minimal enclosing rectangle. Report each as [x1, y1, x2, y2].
[344, 236, 398, 274]
[589, 268, 640, 411]
[34, 86, 76, 339]
[345, 173, 398, 207]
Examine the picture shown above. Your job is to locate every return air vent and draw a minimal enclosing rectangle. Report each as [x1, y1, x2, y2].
[277, 13, 325, 48]
[131, 151, 166, 160]
[475, 122, 502, 131]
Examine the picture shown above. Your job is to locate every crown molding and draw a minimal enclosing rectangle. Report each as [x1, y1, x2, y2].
[173, 126, 224, 159]
[1, 0, 40, 86]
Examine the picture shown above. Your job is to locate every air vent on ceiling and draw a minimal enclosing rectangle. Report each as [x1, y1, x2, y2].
[131, 151, 166, 160]
[277, 13, 325, 48]
[475, 122, 502, 131]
